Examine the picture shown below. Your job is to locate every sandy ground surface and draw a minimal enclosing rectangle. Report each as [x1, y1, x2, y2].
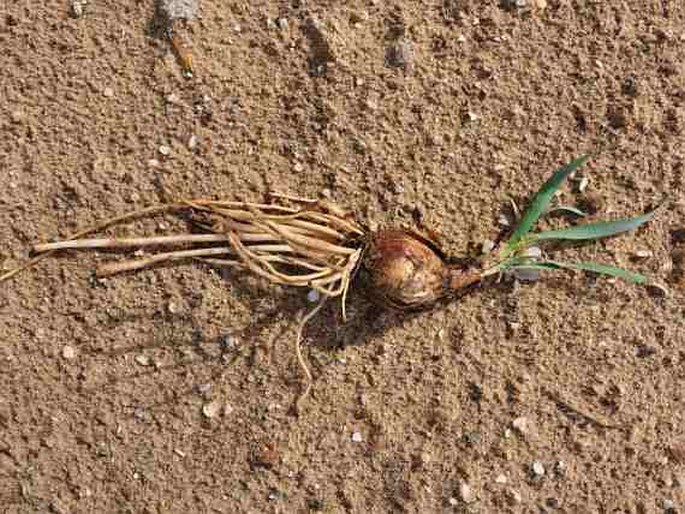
[2, 1, 685, 512]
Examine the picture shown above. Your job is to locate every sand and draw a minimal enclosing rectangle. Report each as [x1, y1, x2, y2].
[1, 1, 684, 512]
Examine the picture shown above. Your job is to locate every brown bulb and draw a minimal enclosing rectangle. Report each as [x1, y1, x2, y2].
[363, 230, 450, 310]
[364, 230, 484, 310]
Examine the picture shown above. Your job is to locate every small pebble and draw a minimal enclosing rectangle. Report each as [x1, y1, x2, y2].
[103, 87, 114, 98]
[634, 249, 653, 258]
[147, 158, 160, 168]
[70, 0, 87, 18]
[202, 400, 222, 419]
[167, 300, 182, 314]
[448, 497, 458, 506]
[385, 39, 413, 71]
[62, 345, 76, 360]
[495, 473, 508, 484]
[481, 240, 496, 255]
[351, 431, 363, 443]
[459, 482, 475, 504]
[532, 461, 545, 476]
[158, 145, 171, 156]
[512, 416, 530, 435]
[466, 111, 480, 122]
[188, 134, 198, 150]
[135, 355, 151, 366]
[307, 289, 321, 303]
[195, 383, 212, 395]
[578, 176, 590, 192]
[498, 214, 511, 227]
[165, 93, 180, 104]
[663, 499, 675, 511]
[276, 17, 289, 31]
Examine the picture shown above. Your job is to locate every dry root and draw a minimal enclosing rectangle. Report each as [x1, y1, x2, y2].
[1, 195, 367, 411]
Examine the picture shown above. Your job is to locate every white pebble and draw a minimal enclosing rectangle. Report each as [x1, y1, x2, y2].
[495, 473, 508, 484]
[158, 145, 171, 156]
[307, 289, 321, 303]
[634, 249, 653, 258]
[481, 240, 496, 255]
[147, 158, 160, 168]
[135, 355, 151, 366]
[459, 482, 475, 503]
[351, 431, 363, 443]
[448, 497, 458, 506]
[532, 461, 545, 476]
[202, 400, 222, 419]
[103, 87, 114, 98]
[512, 416, 530, 434]
[62, 345, 76, 360]
[498, 214, 511, 227]
[167, 300, 182, 314]
[188, 134, 198, 150]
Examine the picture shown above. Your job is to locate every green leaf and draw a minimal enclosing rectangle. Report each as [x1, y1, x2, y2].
[528, 210, 656, 243]
[506, 154, 592, 247]
[508, 260, 648, 284]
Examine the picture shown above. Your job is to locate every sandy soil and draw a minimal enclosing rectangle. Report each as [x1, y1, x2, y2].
[2, 1, 685, 512]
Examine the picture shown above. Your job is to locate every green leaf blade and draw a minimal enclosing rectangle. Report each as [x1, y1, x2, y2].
[528, 210, 656, 243]
[547, 260, 648, 284]
[506, 260, 648, 285]
[506, 154, 592, 247]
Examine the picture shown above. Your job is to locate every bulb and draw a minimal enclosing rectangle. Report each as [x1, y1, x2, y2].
[363, 230, 450, 309]
[363, 230, 485, 310]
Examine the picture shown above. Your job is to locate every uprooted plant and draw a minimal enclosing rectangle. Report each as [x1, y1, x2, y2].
[0, 155, 660, 411]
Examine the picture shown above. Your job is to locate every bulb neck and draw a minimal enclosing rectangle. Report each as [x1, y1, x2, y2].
[447, 266, 483, 291]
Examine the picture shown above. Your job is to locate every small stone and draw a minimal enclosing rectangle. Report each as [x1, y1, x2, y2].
[533, 0, 547, 9]
[133, 406, 146, 420]
[457, 34, 466, 43]
[495, 473, 508, 484]
[195, 383, 212, 395]
[135, 355, 151, 366]
[147, 158, 160, 168]
[633, 249, 653, 258]
[512, 416, 530, 435]
[385, 39, 413, 72]
[498, 214, 511, 227]
[158, 145, 171, 156]
[188, 134, 198, 150]
[70, 0, 87, 18]
[459, 482, 475, 504]
[663, 499, 675, 511]
[307, 289, 321, 303]
[62, 345, 77, 360]
[351, 431, 363, 443]
[577, 176, 590, 192]
[669, 440, 685, 464]
[221, 334, 237, 351]
[481, 240, 496, 255]
[554, 460, 567, 475]
[103, 87, 114, 98]
[293, 162, 304, 172]
[165, 93, 180, 104]
[448, 497, 458, 506]
[159, 0, 199, 21]
[202, 400, 222, 418]
[167, 300, 182, 314]
[532, 461, 545, 476]
[276, 17, 289, 31]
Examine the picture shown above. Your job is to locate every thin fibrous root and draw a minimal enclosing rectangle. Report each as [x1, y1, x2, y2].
[294, 296, 328, 415]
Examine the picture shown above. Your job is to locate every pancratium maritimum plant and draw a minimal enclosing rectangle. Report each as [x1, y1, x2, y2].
[1, 155, 659, 411]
